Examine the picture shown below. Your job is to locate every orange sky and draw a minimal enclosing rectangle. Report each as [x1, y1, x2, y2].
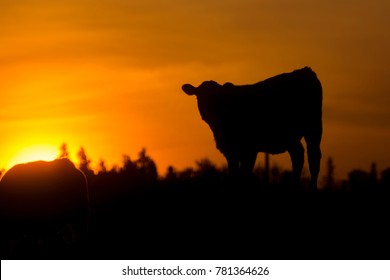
[1, 0, 389, 181]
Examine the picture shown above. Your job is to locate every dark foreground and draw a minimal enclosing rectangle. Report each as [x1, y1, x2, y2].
[2, 182, 390, 260]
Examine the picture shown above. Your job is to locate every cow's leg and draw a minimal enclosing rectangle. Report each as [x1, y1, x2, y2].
[287, 142, 304, 188]
[305, 128, 322, 191]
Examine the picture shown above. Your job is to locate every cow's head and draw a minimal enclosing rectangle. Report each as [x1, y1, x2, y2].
[182, 81, 222, 118]
[182, 80, 223, 97]
[182, 80, 229, 128]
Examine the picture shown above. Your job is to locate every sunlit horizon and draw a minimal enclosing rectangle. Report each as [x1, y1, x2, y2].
[5, 144, 61, 170]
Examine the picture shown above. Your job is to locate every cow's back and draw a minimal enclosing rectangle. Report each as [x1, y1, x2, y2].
[0, 158, 88, 221]
[0, 158, 89, 258]
[247, 67, 321, 114]
[216, 67, 322, 154]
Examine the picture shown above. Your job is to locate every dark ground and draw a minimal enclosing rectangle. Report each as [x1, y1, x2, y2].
[2, 182, 390, 260]
[86, 184, 390, 260]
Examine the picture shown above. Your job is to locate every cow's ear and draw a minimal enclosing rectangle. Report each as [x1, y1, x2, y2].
[182, 84, 197, 96]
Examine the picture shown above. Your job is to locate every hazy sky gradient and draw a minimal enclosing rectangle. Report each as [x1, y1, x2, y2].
[1, 0, 389, 181]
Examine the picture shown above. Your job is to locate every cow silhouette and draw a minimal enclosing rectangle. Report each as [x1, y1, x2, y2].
[0, 158, 89, 257]
[182, 67, 322, 189]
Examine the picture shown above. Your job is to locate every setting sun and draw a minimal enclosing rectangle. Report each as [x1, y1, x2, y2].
[7, 145, 59, 169]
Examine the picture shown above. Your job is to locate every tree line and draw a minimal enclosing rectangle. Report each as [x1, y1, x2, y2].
[56, 143, 390, 193]
[0, 143, 389, 193]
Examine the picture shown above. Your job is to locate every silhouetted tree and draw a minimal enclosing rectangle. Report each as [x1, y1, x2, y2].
[110, 164, 120, 174]
[369, 162, 378, 189]
[116, 154, 138, 191]
[121, 154, 136, 175]
[135, 148, 158, 182]
[77, 147, 93, 177]
[165, 166, 177, 182]
[324, 157, 335, 190]
[178, 167, 195, 181]
[97, 159, 107, 174]
[348, 169, 370, 191]
[58, 142, 69, 159]
[195, 158, 220, 180]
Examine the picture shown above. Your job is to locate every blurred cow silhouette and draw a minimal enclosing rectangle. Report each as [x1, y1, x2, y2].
[0, 158, 89, 258]
[182, 67, 322, 189]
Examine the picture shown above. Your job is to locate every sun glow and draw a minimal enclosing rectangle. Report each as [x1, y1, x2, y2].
[7, 145, 59, 169]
